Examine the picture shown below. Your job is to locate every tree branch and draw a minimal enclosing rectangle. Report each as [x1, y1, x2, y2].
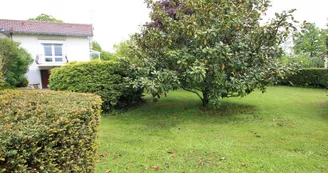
[182, 87, 203, 101]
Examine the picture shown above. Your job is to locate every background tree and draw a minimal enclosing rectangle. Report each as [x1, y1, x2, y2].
[113, 39, 141, 62]
[92, 41, 102, 52]
[293, 23, 326, 68]
[0, 38, 33, 86]
[92, 41, 116, 60]
[28, 13, 63, 23]
[134, 0, 299, 107]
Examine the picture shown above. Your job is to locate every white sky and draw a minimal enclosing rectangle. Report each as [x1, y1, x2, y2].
[0, 0, 327, 51]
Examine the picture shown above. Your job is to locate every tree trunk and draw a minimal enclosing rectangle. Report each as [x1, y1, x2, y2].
[202, 91, 209, 107]
[202, 68, 211, 107]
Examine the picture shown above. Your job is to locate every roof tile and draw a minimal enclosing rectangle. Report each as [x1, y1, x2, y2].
[0, 19, 93, 36]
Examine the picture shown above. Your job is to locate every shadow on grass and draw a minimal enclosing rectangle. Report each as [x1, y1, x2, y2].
[319, 99, 328, 121]
[103, 98, 258, 130]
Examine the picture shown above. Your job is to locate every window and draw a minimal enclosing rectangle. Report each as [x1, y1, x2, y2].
[43, 44, 63, 62]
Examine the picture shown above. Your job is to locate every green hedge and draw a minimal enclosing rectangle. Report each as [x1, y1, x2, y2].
[49, 60, 143, 111]
[282, 68, 328, 88]
[0, 59, 4, 89]
[0, 90, 102, 173]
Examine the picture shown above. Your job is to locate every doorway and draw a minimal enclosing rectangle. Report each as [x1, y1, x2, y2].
[40, 70, 50, 89]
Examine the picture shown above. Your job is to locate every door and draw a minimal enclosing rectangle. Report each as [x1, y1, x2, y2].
[40, 70, 50, 89]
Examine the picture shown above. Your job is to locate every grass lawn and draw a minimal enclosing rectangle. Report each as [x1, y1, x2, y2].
[96, 86, 328, 173]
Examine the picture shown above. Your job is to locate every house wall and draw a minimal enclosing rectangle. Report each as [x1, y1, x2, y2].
[12, 34, 91, 88]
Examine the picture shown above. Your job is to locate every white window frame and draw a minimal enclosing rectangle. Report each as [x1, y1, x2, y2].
[42, 43, 64, 63]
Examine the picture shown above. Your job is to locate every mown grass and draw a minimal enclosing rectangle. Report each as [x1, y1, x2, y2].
[96, 86, 328, 173]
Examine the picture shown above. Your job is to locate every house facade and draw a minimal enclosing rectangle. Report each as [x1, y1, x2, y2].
[0, 19, 99, 89]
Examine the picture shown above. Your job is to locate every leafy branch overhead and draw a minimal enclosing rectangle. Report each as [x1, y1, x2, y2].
[134, 0, 300, 107]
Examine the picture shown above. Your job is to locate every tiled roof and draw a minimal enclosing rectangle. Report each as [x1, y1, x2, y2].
[0, 19, 93, 37]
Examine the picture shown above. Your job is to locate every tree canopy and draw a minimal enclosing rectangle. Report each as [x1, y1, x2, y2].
[0, 38, 33, 87]
[134, 0, 299, 107]
[293, 23, 326, 68]
[92, 41, 102, 52]
[28, 14, 63, 23]
[92, 41, 117, 61]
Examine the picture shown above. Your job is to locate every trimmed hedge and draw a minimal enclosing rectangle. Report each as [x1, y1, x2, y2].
[0, 90, 102, 173]
[0, 59, 4, 89]
[49, 60, 143, 111]
[282, 68, 328, 88]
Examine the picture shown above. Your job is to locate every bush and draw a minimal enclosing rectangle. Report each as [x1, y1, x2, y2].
[0, 59, 4, 89]
[282, 68, 328, 88]
[15, 77, 29, 87]
[0, 38, 33, 87]
[0, 90, 102, 172]
[49, 60, 143, 111]
[280, 54, 325, 68]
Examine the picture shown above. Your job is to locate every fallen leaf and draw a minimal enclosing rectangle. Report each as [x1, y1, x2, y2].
[105, 169, 111, 173]
[190, 150, 195, 153]
[151, 165, 160, 171]
[207, 158, 213, 161]
[100, 153, 108, 157]
[126, 164, 131, 169]
[96, 160, 100, 163]
[199, 157, 205, 164]
[172, 154, 177, 158]
[167, 150, 176, 154]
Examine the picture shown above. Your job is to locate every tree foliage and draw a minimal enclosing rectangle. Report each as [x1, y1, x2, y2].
[92, 41, 117, 61]
[28, 13, 63, 23]
[0, 38, 33, 87]
[113, 40, 141, 62]
[92, 41, 102, 52]
[293, 23, 326, 68]
[134, 0, 299, 107]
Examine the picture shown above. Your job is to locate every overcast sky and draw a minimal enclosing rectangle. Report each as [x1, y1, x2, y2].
[0, 0, 327, 51]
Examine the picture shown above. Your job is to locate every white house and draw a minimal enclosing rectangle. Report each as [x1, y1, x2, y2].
[0, 19, 100, 89]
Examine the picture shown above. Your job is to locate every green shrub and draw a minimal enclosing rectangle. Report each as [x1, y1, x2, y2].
[0, 38, 33, 87]
[0, 59, 4, 89]
[282, 68, 328, 88]
[280, 54, 325, 68]
[15, 77, 29, 87]
[49, 60, 143, 111]
[0, 90, 102, 173]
